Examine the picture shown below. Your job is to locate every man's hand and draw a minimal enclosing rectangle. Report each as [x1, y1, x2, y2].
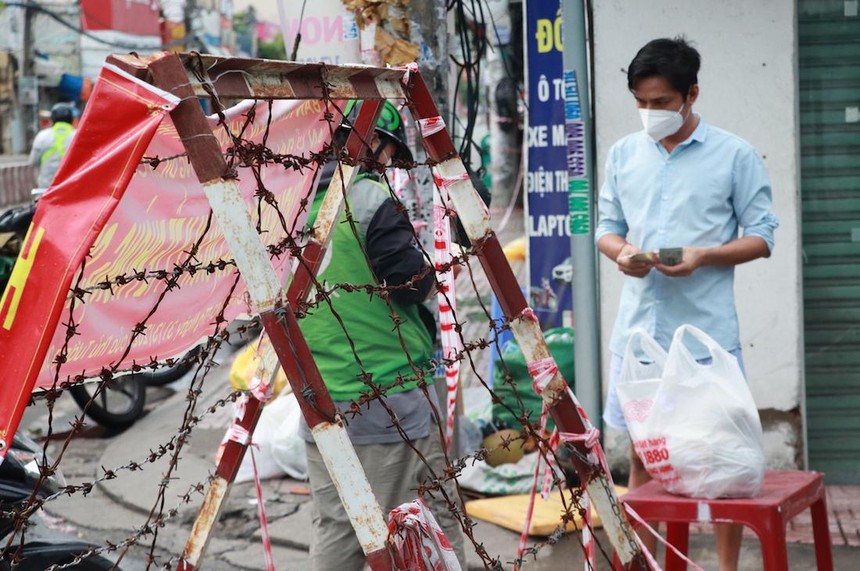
[615, 243, 655, 278]
[655, 246, 706, 277]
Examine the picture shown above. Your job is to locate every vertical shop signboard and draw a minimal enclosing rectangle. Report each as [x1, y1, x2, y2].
[524, 0, 570, 328]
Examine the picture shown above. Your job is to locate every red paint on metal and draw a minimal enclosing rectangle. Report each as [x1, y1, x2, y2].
[472, 233, 528, 319]
[344, 99, 385, 160]
[290, 241, 323, 300]
[401, 73, 457, 161]
[365, 545, 395, 571]
[215, 398, 263, 481]
[259, 309, 337, 427]
[148, 53, 228, 184]
[346, 71, 383, 100]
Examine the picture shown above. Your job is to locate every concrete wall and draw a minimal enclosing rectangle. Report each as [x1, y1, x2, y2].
[591, 1, 805, 471]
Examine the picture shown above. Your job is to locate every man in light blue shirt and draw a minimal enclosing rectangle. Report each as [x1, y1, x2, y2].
[595, 37, 778, 571]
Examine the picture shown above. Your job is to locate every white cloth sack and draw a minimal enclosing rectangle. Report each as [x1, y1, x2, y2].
[617, 325, 765, 499]
[457, 452, 542, 495]
[235, 390, 307, 483]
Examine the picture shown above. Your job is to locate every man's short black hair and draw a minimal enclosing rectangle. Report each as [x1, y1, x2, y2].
[627, 37, 700, 96]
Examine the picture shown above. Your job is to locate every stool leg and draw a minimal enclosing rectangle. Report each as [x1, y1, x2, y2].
[810, 497, 834, 570]
[665, 523, 689, 571]
[752, 514, 789, 571]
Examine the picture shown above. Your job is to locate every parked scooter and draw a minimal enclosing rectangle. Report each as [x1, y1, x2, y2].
[0, 200, 146, 432]
[0, 433, 119, 569]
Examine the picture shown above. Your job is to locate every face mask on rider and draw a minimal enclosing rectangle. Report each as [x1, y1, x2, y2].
[639, 101, 687, 142]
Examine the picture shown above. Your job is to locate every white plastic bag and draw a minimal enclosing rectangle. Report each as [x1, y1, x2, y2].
[617, 325, 765, 499]
[235, 390, 307, 483]
[615, 329, 668, 431]
[270, 391, 307, 480]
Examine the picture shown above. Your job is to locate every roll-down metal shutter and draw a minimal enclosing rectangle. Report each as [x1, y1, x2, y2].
[799, 0, 860, 483]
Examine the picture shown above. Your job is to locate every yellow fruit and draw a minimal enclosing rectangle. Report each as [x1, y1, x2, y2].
[483, 429, 525, 467]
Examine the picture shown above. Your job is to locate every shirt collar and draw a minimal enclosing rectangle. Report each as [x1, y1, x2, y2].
[658, 113, 707, 153]
[687, 113, 707, 143]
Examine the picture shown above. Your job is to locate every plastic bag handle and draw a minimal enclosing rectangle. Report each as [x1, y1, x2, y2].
[667, 324, 737, 375]
[620, 329, 668, 375]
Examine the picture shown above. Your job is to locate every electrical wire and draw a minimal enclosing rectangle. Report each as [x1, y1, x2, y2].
[289, 0, 308, 60]
[447, 0, 527, 183]
[448, 0, 487, 174]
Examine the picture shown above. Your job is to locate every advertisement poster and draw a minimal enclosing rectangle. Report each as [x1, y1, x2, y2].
[524, 0, 571, 328]
[0, 63, 332, 455]
[277, 0, 361, 64]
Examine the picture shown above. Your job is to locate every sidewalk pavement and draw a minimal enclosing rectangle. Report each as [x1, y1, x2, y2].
[45, 363, 852, 571]
[39, 203, 860, 569]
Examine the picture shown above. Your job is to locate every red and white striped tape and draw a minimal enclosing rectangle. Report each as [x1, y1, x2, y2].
[215, 394, 276, 570]
[527, 356, 559, 397]
[418, 116, 446, 138]
[432, 171, 471, 191]
[582, 493, 595, 570]
[249, 445, 276, 571]
[624, 504, 702, 570]
[389, 498, 461, 571]
[399, 62, 420, 86]
[433, 185, 461, 453]
[515, 359, 615, 568]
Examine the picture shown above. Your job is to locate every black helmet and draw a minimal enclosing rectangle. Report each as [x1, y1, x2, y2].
[338, 100, 413, 163]
[50, 103, 74, 124]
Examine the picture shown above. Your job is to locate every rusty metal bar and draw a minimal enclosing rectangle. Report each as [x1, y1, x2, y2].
[146, 52, 395, 571]
[404, 71, 648, 569]
[108, 52, 408, 101]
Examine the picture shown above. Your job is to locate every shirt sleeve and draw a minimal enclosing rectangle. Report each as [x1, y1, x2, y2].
[366, 197, 434, 305]
[28, 131, 48, 167]
[733, 146, 779, 252]
[594, 144, 629, 244]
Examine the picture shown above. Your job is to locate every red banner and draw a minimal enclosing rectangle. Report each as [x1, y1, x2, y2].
[0, 63, 333, 456]
[80, 0, 161, 36]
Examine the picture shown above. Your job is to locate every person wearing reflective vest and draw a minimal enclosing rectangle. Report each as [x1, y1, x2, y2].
[29, 103, 76, 189]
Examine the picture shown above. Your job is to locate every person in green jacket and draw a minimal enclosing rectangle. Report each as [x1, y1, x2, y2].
[298, 101, 465, 570]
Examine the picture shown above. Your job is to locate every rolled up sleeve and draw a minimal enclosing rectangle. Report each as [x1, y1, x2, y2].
[595, 147, 629, 244]
[733, 147, 779, 252]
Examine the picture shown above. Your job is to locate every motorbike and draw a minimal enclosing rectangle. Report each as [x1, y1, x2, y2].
[0, 433, 119, 569]
[1, 201, 146, 432]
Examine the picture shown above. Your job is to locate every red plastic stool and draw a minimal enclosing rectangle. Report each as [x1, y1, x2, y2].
[618, 470, 833, 571]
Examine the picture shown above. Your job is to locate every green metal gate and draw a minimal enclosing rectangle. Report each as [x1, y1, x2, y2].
[799, 0, 860, 484]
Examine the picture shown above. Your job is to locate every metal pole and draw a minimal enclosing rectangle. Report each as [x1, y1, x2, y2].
[20, 2, 34, 150]
[561, 0, 602, 431]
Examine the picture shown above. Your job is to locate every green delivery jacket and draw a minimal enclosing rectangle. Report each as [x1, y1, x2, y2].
[298, 175, 435, 403]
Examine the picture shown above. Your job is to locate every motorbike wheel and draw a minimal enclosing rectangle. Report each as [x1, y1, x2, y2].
[137, 345, 201, 387]
[68, 374, 146, 431]
[47, 555, 119, 570]
[1, 547, 121, 571]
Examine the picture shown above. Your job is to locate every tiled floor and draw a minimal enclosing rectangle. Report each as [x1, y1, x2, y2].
[669, 484, 859, 547]
[818, 485, 860, 546]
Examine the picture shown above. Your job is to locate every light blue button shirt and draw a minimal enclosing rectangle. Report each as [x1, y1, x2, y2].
[595, 117, 779, 359]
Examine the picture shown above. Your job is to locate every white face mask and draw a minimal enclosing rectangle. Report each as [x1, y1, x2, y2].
[639, 102, 686, 142]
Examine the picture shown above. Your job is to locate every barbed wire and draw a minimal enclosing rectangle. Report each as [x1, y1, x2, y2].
[5, 84, 612, 571]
